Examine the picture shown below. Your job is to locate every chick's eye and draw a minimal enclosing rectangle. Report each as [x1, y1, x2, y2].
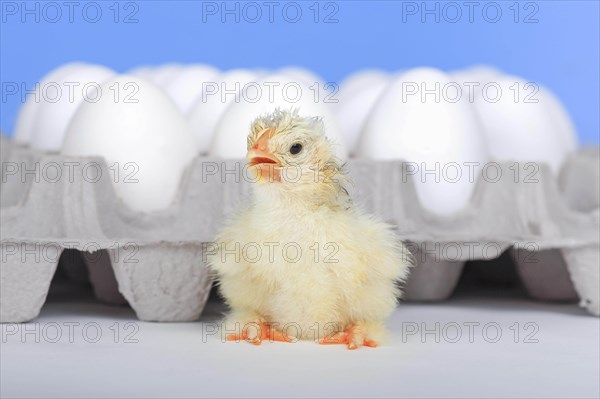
[289, 143, 303, 155]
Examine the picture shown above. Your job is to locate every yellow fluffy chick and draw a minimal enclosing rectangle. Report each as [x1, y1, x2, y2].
[208, 109, 412, 349]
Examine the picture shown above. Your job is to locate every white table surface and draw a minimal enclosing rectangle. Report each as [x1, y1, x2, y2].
[2, 284, 599, 399]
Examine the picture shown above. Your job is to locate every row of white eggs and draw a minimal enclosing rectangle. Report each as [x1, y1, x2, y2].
[11, 63, 577, 216]
[342, 66, 577, 214]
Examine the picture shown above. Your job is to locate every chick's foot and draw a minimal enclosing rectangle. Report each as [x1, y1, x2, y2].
[317, 325, 378, 350]
[225, 322, 294, 345]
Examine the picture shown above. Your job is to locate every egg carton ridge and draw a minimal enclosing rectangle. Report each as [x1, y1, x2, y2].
[0, 137, 598, 322]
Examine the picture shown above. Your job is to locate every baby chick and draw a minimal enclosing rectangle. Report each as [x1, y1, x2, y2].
[208, 109, 412, 349]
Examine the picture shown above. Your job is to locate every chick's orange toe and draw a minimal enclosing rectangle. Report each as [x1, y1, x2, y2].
[226, 333, 244, 341]
[268, 329, 295, 343]
[318, 332, 349, 345]
[317, 326, 378, 349]
[226, 322, 294, 345]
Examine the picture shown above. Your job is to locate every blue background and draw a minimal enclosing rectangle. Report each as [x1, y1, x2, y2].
[1, 0, 598, 143]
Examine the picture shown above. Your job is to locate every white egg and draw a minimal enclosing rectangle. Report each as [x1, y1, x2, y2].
[149, 64, 185, 87]
[164, 65, 220, 113]
[337, 70, 390, 103]
[253, 68, 271, 76]
[211, 74, 347, 159]
[130, 64, 184, 88]
[13, 63, 89, 145]
[13, 96, 39, 146]
[335, 76, 389, 155]
[278, 67, 323, 86]
[333, 70, 391, 152]
[358, 67, 489, 216]
[450, 65, 503, 104]
[128, 65, 156, 81]
[473, 75, 576, 172]
[61, 76, 198, 213]
[539, 87, 578, 153]
[451, 65, 502, 87]
[30, 64, 116, 152]
[187, 69, 260, 155]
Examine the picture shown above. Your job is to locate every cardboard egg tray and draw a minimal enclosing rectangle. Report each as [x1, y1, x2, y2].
[1, 135, 599, 322]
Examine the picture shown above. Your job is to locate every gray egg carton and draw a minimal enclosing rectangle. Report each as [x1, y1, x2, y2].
[1, 135, 599, 323]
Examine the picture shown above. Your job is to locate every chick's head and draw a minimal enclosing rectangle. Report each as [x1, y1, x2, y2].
[247, 108, 341, 179]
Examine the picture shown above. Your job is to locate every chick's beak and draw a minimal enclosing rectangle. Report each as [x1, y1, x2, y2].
[246, 128, 280, 182]
[247, 128, 277, 164]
